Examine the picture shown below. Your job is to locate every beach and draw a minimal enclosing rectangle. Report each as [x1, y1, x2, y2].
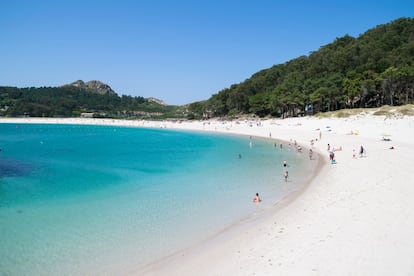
[1, 111, 414, 275]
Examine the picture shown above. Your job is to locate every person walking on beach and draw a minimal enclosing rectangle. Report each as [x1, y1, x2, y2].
[253, 193, 261, 203]
[329, 151, 335, 163]
[359, 145, 364, 157]
[284, 171, 289, 182]
[308, 148, 313, 160]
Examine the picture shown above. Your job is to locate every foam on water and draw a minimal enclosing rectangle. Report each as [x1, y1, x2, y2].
[0, 123, 313, 275]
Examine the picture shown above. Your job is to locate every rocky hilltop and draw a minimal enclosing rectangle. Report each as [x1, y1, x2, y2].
[68, 80, 117, 95]
[65, 80, 167, 105]
[147, 97, 166, 106]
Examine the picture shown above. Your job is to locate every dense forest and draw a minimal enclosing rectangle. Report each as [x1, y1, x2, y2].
[0, 85, 181, 118]
[188, 17, 414, 119]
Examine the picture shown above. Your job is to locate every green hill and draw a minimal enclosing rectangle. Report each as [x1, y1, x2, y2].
[0, 81, 179, 118]
[187, 17, 414, 119]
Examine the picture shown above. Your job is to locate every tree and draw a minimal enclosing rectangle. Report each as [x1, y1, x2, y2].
[249, 93, 271, 117]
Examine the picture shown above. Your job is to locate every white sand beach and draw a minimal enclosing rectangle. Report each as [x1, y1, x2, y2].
[1, 111, 414, 275]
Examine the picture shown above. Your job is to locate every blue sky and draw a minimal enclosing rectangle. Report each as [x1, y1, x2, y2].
[1, 0, 413, 105]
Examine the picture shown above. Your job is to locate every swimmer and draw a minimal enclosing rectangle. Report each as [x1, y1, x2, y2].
[284, 171, 289, 182]
[253, 193, 261, 203]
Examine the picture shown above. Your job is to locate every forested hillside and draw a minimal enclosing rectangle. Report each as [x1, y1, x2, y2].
[188, 17, 414, 118]
[0, 84, 179, 118]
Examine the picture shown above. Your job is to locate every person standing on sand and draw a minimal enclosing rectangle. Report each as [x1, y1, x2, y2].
[359, 145, 364, 157]
[329, 151, 335, 163]
[309, 148, 313, 160]
[253, 193, 261, 203]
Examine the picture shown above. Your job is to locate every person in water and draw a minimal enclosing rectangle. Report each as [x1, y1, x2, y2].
[253, 193, 261, 203]
[284, 171, 289, 182]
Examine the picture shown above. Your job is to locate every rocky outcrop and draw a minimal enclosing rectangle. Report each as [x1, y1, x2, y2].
[147, 97, 166, 106]
[68, 80, 117, 96]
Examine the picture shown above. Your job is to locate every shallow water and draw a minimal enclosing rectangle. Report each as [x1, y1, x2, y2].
[0, 123, 312, 275]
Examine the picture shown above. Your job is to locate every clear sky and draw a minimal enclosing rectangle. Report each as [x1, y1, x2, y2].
[1, 0, 413, 105]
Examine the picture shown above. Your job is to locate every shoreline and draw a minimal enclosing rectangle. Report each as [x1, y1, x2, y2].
[151, 115, 414, 275]
[2, 114, 414, 275]
[136, 146, 326, 275]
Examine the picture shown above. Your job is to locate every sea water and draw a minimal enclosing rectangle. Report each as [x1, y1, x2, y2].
[0, 123, 313, 275]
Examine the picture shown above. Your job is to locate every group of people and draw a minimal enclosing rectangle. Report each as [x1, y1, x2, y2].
[327, 142, 366, 163]
[253, 131, 322, 204]
[253, 132, 323, 204]
[254, 159, 290, 203]
[352, 145, 366, 158]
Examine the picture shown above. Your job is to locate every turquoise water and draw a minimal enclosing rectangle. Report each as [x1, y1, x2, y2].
[0, 123, 312, 275]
